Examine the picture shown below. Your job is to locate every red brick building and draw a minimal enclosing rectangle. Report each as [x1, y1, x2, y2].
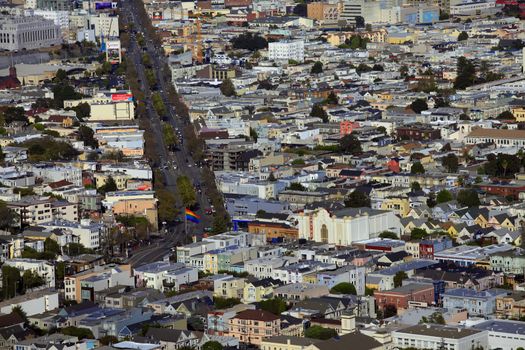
[476, 182, 525, 200]
[396, 125, 441, 141]
[0, 67, 21, 90]
[375, 283, 435, 314]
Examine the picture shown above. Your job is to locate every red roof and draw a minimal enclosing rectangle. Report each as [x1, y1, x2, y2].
[234, 309, 279, 321]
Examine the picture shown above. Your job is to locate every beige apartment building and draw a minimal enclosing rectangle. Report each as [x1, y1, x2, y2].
[229, 309, 281, 346]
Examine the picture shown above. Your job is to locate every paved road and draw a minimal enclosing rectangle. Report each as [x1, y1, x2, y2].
[121, 0, 212, 266]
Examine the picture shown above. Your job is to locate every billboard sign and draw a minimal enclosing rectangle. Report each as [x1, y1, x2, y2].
[152, 11, 163, 20]
[106, 40, 121, 64]
[95, 2, 112, 10]
[111, 93, 133, 101]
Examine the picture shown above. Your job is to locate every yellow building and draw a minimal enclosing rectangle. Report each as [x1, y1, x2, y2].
[243, 280, 276, 303]
[94, 172, 130, 190]
[214, 277, 245, 299]
[511, 107, 525, 122]
[306, 2, 338, 21]
[302, 273, 318, 284]
[381, 197, 411, 217]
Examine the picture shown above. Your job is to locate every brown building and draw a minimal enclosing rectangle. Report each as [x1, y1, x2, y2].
[374, 283, 435, 314]
[248, 221, 298, 241]
[496, 291, 525, 319]
[229, 309, 281, 345]
[307, 2, 339, 21]
[476, 181, 525, 200]
[396, 124, 441, 141]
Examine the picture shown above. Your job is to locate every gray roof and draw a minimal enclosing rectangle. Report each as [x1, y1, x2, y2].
[394, 324, 483, 339]
[264, 336, 321, 346]
[473, 319, 525, 334]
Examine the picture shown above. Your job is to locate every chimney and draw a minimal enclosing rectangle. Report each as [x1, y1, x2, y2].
[9, 66, 16, 79]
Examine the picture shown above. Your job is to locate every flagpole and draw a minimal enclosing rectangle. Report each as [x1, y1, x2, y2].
[184, 208, 187, 240]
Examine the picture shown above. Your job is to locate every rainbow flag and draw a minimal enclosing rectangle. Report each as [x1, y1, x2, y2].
[185, 208, 201, 223]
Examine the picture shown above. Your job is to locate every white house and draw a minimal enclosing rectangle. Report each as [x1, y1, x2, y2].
[0, 289, 59, 316]
[133, 261, 198, 292]
[268, 40, 305, 62]
[4, 258, 55, 287]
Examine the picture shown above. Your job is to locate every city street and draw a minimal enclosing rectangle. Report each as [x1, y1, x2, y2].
[121, 0, 211, 266]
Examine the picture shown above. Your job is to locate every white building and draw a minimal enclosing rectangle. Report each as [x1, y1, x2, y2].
[4, 258, 55, 287]
[40, 219, 102, 249]
[7, 197, 78, 226]
[268, 40, 305, 63]
[27, 9, 69, 29]
[244, 257, 294, 279]
[0, 289, 59, 316]
[89, 13, 119, 38]
[295, 207, 402, 246]
[133, 261, 198, 292]
[472, 319, 525, 350]
[64, 90, 134, 122]
[0, 14, 61, 51]
[25, 164, 83, 186]
[64, 264, 134, 302]
[392, 324, 487, 350]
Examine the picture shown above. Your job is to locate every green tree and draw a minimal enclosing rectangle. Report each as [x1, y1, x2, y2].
[0, 106, 28, 125]
[213, 297, 241, 309]
[330, 282, 357, 295]
[249, 127, 258, 142]
[393, 271, 408, 288]
[410, 162, 425, 174]
[0, 200, 17, 229]
[220, 78, 236, 97]
[99, 336, 119, 346]
[259, 298, 287, 315]
[157, 189, 178, 222]
[383, 304, 397, 318]
[44, 237, 61, 256]
[379, 231, 399, 239]
[18, 137, 79, 162]
[162, 123, 178, 150]
[457, 31, 469, 41]
[441, 153, 459, 173]
[61, 326, 95, 339]
[52, 83, 81, 108]
[324, 91, 338, 105]
[305, 325, 337, 340]
[410, 98, 429, 114]
[99, 176, 118, 194]
[344, 190, 370, 208]
[436, 189, 453, 203]
[72, 103, 91, 121]
[457, 189, 480, 207]
[310, 103, 329, 123]
[411, 181, 422, 191]
[311, 61, 323, 74]
[11, 306, 28, 323]
[55, 69, 68, 82]
[2, 265, 21, 299]
[231, 33, 267, 51]
[202, 341, 223, 350]
[339, 134, 362, 154]
[287, 182, 307, 191]
[22, 270, 45, 290]
[454, 56, 476, 90]
[78, 125, 98, 149]
[497, 110, 515, 120]
[411, 228, 428, 240]
[176, 175, 197, 208]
